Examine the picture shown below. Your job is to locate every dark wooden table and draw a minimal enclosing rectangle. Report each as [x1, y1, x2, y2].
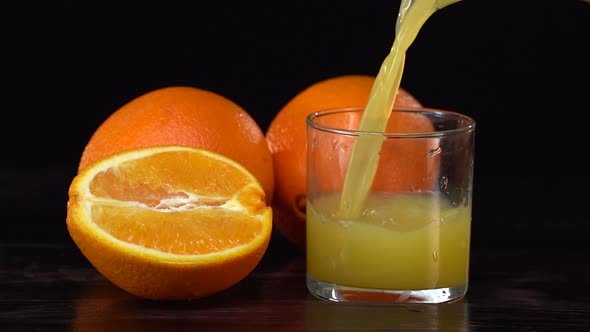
[2, 241, 590, 331]
[2, 172, 590, 331]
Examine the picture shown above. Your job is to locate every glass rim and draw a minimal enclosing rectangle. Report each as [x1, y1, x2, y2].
[306, 106, 476, 138]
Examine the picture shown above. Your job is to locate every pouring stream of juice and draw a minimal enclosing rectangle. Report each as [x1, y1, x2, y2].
[338, 0, 462, 219]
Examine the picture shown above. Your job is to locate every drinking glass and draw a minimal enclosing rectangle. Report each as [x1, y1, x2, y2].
[306, 106, 476, 303]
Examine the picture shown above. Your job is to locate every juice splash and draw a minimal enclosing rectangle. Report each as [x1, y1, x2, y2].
[338, 0, 462, 218]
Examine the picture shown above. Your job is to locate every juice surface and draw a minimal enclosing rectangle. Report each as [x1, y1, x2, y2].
[307, 192, 470, 290]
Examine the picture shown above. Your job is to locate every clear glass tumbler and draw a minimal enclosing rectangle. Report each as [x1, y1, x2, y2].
[305, 107, 476, 304]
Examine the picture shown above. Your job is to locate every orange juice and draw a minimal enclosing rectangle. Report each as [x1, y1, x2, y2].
[307, 192, 470, 290]
[339, 0, 463, 218]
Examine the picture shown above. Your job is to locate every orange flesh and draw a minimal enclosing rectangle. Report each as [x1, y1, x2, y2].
[91, 206, 262, 255]
[86, 150, 265, 255]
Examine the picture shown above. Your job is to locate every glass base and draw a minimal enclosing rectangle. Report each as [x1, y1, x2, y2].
[307, 277, 467, 304]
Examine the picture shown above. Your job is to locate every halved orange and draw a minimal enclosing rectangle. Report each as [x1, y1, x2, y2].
[66, 145, 272, 300]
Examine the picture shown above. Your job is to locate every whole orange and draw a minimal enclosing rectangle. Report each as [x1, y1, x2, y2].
[265, 75, 422, 249]
[79, 86, 274, 204]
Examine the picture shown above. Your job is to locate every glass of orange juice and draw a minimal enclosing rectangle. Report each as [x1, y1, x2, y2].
[305, 106, 476, 304]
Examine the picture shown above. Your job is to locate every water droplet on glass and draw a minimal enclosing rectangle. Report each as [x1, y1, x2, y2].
[439, 176, 448, 190]
[428, 146, 442, 157]
[432, 251, 439, 262]
[330, 139, 338, 150]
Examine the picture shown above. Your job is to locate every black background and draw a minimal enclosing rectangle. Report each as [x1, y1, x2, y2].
[3, 1, 589, 251]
